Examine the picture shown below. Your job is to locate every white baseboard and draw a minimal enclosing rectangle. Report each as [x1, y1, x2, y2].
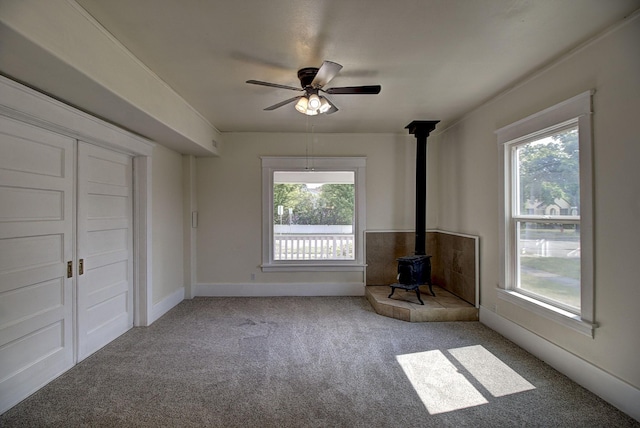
[150, 287, 185, 324]
[480, 306, 640, 421]
[195, 282, 365, 297]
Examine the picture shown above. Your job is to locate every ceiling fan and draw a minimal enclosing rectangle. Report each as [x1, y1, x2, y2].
[246, 61, 381, 116]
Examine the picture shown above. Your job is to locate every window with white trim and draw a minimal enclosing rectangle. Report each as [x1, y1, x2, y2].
[261, 156, 366, 272]
[496, 91, 596, 336]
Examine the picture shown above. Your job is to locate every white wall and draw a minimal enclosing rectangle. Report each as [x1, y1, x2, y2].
[152, 144, 185, 305]
[435, 15, 640, 389]
[196, 132, 439, 288]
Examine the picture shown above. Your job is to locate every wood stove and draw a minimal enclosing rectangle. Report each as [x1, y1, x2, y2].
[388, 255, 433, 305]
[388, 120, 439, 305]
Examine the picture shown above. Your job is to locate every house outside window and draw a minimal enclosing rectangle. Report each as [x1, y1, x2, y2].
[496, 91, 595, 336]
[261, 156, 366, 272]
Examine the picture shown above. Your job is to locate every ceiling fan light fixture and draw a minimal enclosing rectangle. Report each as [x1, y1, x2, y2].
[295, 96, 309, 113]
[308, 93, 321, 110]
[319, 97, 331, 113]
[305, 107, 318, 116]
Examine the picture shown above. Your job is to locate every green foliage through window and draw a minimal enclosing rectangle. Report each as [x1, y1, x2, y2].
[274, 183, 354, 225]
[517, 126, 579, 214]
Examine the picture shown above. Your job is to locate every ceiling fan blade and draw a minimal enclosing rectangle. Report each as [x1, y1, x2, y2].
[246, 80, 302, 92]
[311, 61, 343, 88]
[264, 96, 301, 111]
[325, 85, 381, 95]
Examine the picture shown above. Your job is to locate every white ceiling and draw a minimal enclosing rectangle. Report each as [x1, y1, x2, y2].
[51, 0, 640, 134]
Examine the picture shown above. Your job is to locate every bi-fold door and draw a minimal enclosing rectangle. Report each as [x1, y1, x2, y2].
[0, 116, 134, 410]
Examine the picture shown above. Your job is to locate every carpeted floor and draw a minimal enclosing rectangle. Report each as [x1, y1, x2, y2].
[1, 296, 637, 427]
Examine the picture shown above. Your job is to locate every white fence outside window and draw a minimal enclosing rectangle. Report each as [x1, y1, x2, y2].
[274, 234, 354, 260]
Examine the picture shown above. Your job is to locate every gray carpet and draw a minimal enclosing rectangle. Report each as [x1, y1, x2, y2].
[1, 296, 637, 427]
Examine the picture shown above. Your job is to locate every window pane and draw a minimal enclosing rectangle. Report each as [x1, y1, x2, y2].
[515, 126, 579, 217]
[273, 171, 354, 260]
[517, 221, 581, 310]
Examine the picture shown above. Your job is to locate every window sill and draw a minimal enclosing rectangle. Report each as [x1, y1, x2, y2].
[261, 263, 366, 272]
[497, 289, 597, 338]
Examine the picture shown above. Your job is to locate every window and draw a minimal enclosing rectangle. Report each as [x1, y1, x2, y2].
[261, 156, 366, 271]
[513, 124, 581, 309]
[274, 170, 355, 260]
[496, 91, 595, 336]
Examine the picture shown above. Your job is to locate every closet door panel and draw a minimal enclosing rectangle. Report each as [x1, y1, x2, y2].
[0, 116, 74, 413]
[76, 142, 133, 361]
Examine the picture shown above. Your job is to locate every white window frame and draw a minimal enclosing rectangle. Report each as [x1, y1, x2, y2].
[496, 91, 596, 337]
[261, 156, 366, 272]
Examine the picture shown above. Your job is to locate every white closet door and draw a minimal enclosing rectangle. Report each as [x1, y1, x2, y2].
[76, 142, 133, 361]
[0, 116, 75, 411]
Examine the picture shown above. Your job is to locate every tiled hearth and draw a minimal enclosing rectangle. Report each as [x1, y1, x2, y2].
[365, 285, 478, 322]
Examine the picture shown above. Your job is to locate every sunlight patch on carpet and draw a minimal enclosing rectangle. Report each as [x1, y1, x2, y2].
[448, 345, 536, 397]
[396, 345, 536, 414]
[396, 350, 488, 414]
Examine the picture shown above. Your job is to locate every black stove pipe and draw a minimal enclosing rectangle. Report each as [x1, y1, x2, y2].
[405, 120, 439, 255]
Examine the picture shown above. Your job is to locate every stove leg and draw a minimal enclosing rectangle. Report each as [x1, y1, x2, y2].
[388, 287, 396, 299]
[415, 287, 424, 305]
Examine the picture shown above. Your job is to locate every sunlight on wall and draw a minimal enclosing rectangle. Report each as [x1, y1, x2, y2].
[396, 345, 535, 414]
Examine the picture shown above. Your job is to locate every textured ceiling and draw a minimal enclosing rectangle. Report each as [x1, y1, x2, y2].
[73, 0, 639, 134]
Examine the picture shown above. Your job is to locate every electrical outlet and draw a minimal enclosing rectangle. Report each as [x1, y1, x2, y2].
[250, 273, 256, 281]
